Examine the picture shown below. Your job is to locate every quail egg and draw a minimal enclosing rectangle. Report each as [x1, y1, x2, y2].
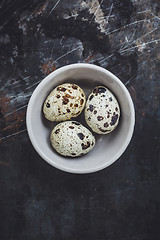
[43, 83, 86, 121]
[50, 121, 95, 157]
[85, 86, 120, 134]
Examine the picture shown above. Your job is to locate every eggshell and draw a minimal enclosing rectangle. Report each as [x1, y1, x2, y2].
[43, 83, 86, 121]
[50, 121, 96, 157]
[85, 86, 120, 134]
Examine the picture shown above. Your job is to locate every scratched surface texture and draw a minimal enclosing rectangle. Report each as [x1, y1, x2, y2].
[0, 0, 160, 239]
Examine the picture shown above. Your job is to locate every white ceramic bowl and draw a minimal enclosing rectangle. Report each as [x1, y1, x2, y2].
[26, 63, 135, 174]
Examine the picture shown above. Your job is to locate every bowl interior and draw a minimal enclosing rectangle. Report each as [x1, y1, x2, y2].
[27, 64, 134, 173]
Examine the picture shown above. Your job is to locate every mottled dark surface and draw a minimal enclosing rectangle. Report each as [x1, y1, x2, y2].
[0, 0, 160, 239]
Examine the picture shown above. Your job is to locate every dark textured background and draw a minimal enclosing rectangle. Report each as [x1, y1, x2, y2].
[0, 0, 160, 239]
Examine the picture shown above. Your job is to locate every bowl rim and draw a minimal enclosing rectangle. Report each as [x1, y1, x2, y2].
[26, 63, 135, 174]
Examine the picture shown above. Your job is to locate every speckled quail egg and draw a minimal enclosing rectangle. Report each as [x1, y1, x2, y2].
[43, 83, 86, 121]
[85, 86, 120, 134]
[50, 121, 95, 157]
